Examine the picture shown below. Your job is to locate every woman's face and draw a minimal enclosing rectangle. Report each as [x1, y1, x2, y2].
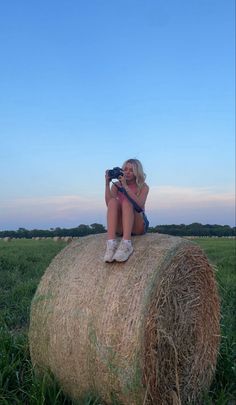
[123, 163, 136, 182]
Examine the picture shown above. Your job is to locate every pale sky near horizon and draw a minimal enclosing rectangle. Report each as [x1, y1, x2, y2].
[0, 0, 235, 230]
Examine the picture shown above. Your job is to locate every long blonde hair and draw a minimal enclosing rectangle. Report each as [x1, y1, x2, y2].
[122, 159, 146, 192]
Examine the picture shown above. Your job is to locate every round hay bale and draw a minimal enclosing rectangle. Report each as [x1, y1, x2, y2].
[63, 236, 73, 243]
[3, 237, 11, 242]
[53, 236, 61, 242]
[29, 234, 220, 405]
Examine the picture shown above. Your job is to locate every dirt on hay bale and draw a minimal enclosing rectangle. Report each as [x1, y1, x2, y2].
[29, 233, 220, 405]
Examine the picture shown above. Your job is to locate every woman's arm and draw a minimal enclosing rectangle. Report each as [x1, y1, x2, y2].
[118, 176, 149, 208]
[125, 183, 149, 209]
[105, 171, 118, 206]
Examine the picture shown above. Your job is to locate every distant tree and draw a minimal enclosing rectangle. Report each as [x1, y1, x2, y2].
[17, 227, 29, 238]
[76, 224, 91, 236]
[90, 223, 106, 234]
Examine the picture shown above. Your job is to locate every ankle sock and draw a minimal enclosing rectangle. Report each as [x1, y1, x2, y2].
[107, 239, 117, 246]
[122, 239, 132, 246]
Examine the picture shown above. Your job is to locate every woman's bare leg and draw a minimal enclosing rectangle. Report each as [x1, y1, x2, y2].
[121, 200, 135, 240]
[107, 198, 121, 239]
[112, 203, 145, 262]
[112, 200, 134, 262]
[132, 212, 145, 235]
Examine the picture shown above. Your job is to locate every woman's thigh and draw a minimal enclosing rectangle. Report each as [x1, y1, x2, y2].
[132, 212, 145, 235]
[115, 200, 123, 236]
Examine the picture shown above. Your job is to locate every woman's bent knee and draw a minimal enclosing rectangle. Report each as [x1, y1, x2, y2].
[121, 199, 134, 211]
[108, 198, 120, 209]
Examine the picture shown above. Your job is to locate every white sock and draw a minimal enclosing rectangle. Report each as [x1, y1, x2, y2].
[122, 239, 132, 246]
[107, 239, 117, 246]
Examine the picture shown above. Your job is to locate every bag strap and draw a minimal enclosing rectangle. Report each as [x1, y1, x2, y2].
[112, 182, 144, 213]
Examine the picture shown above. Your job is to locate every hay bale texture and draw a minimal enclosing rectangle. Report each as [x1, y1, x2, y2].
[29, 234, 220, 405]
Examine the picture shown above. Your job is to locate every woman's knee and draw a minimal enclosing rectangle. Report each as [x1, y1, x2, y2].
[121, 199, 133, 212]
[108, 198, 120, 210]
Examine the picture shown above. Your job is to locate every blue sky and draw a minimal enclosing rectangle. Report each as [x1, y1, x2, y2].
[0, 0, 235, 230]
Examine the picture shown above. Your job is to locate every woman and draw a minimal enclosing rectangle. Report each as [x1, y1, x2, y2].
[104, 158, 149, 262]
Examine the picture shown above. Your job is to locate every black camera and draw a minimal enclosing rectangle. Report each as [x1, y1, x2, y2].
[108, 167, 124, 180]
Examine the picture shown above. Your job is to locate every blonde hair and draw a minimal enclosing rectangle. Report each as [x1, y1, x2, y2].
[122, 158, 146, 192]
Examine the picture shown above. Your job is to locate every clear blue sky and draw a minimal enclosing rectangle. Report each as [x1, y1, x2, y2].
[0, 0, 235, 230]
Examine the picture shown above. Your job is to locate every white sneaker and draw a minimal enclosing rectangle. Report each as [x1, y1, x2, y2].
[104, 240, 118, 262]
[113, 240, 134, 262]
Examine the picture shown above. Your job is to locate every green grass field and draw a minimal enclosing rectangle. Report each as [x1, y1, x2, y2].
[0, 238, 235, 404]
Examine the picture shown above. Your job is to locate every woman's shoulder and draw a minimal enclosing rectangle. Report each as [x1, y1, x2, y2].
[138, 182, 149, 196]
[142, 182, 149, 191]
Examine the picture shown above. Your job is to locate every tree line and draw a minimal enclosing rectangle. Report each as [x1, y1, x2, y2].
[149, 223, 235, 237]
[0, 222, 235, 238]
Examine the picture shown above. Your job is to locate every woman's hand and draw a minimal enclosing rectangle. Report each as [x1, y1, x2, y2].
[105, 170, 111, 186]
[118, 174, 128, 189]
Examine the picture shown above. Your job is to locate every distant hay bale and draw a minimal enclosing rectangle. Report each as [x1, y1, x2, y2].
[53, 236, 61, 242]
[29, 234, 220, 405]
[62, 236, 73, 243]
[3, 237, 11, 242]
